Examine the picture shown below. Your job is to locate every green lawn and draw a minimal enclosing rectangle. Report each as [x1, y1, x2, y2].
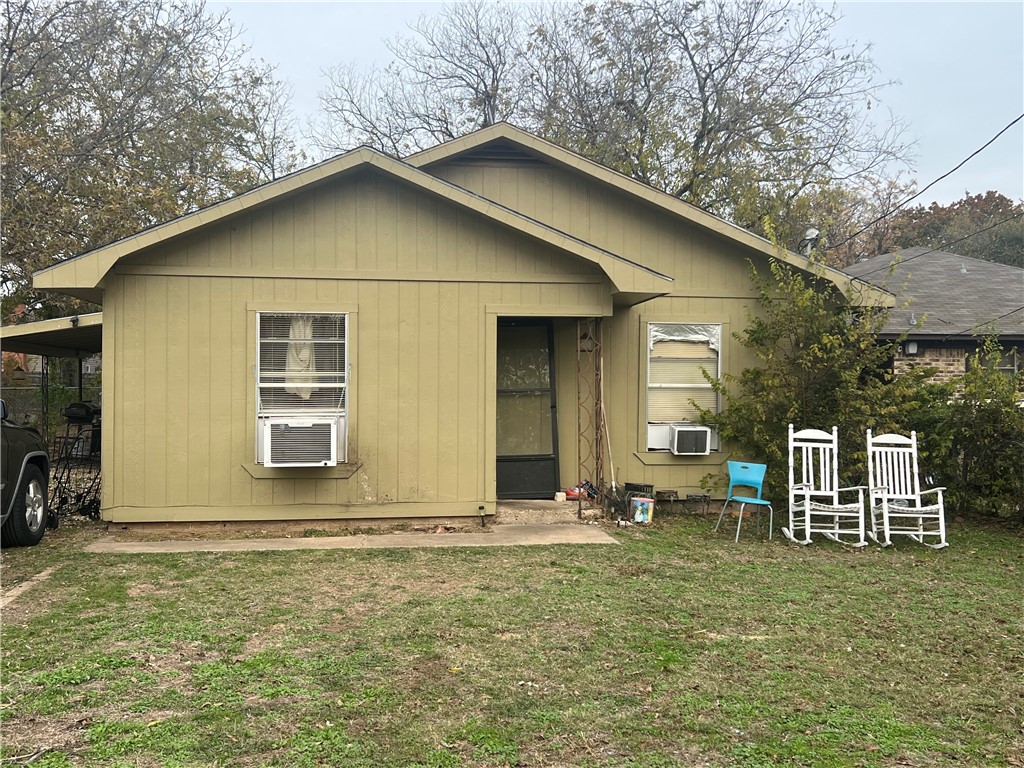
[1, 515, 1021, 767]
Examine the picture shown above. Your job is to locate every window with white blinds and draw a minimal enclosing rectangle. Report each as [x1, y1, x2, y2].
[257, 313, 347, 415]
[647, 323, 719, 425]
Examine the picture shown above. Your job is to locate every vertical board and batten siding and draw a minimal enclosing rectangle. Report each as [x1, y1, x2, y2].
[101, 170, 610, 521]
[432, 161, 757, 295]
[430, 158, 770, 494]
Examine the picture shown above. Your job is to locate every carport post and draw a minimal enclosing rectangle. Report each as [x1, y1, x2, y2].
[41, 356, 49, 443]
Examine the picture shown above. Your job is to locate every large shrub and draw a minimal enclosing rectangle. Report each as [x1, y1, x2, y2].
[940, 341, 1024, 519]
[703, 259, 1023, 520]
[701, 257, 937, 495]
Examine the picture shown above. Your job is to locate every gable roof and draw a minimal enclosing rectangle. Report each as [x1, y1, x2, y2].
[844, 248, 1024, 340]
[34, 145, 673, 305]
[407, 123, 892, 307]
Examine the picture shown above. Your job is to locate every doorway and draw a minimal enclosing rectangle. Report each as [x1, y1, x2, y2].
[496, 319, 559, 499]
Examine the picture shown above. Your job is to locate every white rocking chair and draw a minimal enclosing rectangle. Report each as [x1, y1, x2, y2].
[866, 430, 948, 549]
[783, 425, 867, 547]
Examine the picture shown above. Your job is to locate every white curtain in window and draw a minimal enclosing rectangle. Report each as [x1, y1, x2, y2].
[285, 315, 316, 399]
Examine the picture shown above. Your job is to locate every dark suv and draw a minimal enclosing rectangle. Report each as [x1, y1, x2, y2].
[1, 400, 53, 546]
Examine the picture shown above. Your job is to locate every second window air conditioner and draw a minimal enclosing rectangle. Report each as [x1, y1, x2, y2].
[670, 425, 712, 456]
[260, 417, 339, 467]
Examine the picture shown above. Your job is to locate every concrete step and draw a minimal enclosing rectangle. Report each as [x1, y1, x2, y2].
[494, 499, 603, 525]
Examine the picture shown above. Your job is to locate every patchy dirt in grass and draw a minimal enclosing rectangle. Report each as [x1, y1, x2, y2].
[2, 516, 1021, 767]
[0, 714, 89, 760]
[102, 517, 488, 542]
[0, 566, 57, 609]
[236, 624, 288, 657]
[126, 582, 172, 598]
[700, 630, 773, 642]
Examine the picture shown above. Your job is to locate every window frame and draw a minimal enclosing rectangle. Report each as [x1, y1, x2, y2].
[982, 347, 1021, 380]
[254, 310, 350, 464]
[644, 321, 721, 452]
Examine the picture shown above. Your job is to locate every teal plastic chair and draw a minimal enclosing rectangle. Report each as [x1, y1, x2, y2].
[715, 461, 773, 542]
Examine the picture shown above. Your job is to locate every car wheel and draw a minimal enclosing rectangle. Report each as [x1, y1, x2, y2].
[2, 464, 47, 547]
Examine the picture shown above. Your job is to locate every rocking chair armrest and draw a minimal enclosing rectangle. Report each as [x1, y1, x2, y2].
[920, 487, 946, 497]
[836, 485, 866, 504]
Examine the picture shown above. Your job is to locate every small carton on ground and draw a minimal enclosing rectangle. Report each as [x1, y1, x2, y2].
[630, 497, 654, 524]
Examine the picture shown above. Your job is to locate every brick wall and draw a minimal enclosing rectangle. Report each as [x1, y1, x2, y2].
[894, 344, 967, 383]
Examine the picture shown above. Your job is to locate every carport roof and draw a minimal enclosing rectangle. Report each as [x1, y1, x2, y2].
[0, 312, 103, 357]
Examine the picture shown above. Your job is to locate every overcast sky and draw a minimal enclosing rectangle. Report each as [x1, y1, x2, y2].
[215, 1, 1024, 207]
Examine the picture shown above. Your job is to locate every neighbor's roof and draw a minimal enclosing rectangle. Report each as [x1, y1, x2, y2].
[33, 145, 672, 305]
[408, 123, 892, 307]
[844, 248, 1024, 340]
[0, 312, 103, 357]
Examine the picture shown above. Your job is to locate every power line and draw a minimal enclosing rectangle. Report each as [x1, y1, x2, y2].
[828, 112, 1024, 251]
[942, 304, 1024, 340]
[849, 210, 1024, 280]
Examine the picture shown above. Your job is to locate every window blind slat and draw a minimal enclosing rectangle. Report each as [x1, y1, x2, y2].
[648, 388, 718, 422]
[651, 340, 713, 359]
[649, 358, 715, 385]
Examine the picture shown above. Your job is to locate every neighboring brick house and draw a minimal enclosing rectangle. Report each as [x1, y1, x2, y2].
[844, 248, 1024, 383]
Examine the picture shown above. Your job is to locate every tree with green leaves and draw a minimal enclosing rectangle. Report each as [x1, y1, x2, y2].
[888, 192, 1024, 268]
[699, 254, 936, 496]
[1, 0, 302, 321]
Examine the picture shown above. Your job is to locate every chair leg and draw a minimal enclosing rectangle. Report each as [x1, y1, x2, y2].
[735, 502, 745, 543]
[766, 504, 773, 540]
[866, 504, 880, 544]
[715, 499, 730, 533]
[782, 501, 812, 544]
[870, 504, 892, 547]
[924, 511, 949, 549]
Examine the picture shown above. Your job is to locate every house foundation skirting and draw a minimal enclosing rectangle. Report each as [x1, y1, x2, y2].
[101, 501, 496, 523]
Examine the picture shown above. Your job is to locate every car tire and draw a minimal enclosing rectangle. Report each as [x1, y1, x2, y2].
[2, 464, 47, 547]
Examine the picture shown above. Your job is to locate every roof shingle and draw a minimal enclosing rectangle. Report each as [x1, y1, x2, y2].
[843, 248, 1024, 340]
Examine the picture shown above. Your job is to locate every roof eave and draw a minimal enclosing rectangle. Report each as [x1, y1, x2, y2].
[33, 147, 383, 293]
[32, 143, 672, 299]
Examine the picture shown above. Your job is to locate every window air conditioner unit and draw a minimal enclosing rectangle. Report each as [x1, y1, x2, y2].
[670, 425, 712, 456]
[260, 417, 338, 467]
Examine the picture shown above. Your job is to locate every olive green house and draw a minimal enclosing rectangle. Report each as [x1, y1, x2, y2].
[28, 124, 887, 524]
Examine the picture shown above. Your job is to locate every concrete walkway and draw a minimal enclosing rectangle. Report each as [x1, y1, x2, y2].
[84, 523, 619, 554]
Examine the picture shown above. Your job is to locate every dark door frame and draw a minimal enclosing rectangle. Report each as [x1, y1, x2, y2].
[495, 318, 560, 499]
